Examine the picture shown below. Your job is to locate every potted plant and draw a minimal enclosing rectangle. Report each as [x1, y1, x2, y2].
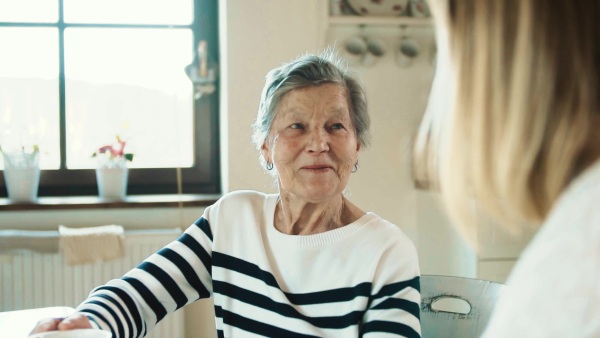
[1, 144, 41, 202]
[92, 136, 134, 199]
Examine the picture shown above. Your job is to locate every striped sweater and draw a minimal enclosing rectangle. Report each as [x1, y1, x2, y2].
[77, 190, 421, 337]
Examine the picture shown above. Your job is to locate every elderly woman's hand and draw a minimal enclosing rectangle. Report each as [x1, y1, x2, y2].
[29, 313, 93, 335]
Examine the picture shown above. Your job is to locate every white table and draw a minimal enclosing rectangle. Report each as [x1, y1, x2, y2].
[0, 306, 75, 337]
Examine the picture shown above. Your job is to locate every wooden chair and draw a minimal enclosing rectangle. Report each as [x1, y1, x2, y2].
[420, 275, 506, 338]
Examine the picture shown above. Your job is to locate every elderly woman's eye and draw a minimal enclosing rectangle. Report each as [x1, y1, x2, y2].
[331, 123, 345, 130]
[290, 123, 304, 129]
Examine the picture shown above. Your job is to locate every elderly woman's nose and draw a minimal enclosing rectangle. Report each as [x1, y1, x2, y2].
[307, 128, 330, 152]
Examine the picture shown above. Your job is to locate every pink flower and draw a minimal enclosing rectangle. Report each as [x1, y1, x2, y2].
[92, 136, 134, 162]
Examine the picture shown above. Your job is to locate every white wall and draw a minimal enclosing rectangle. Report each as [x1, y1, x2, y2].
[0, 1, 477, 337]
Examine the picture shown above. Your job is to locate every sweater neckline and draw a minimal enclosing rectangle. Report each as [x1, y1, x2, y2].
[561, 159, 600, 199]
[264, 194, 378, 249]
[549, 159, 600, 218]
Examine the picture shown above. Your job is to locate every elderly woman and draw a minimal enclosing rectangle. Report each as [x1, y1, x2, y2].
[31, 53, 421, 337]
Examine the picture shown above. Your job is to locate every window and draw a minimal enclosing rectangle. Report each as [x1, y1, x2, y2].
[0, 0, 220, 197]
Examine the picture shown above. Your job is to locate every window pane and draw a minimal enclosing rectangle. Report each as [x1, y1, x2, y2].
[64, 0, 193, 25]
[64, 28, 194, 170]
[0, 0, 58, 23]
[0, 27, 60, 170]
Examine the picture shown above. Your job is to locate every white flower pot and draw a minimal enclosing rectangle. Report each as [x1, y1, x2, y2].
[96, 166, 128, 199]
[4, 166, 40, 202]
[2, 150, 41, 202]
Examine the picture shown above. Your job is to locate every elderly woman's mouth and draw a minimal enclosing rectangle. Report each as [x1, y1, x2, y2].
[302, 165, 333, 171]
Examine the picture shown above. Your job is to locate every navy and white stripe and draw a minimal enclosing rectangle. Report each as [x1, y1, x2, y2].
[77, 190, 421, 337]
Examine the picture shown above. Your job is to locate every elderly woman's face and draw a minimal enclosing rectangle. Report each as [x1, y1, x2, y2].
[262, 83, 360, 203]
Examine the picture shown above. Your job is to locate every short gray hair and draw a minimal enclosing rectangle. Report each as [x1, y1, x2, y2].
[252, 51, 370, 169]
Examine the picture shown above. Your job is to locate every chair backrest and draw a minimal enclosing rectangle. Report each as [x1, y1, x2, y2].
[420, 275, 505, 338]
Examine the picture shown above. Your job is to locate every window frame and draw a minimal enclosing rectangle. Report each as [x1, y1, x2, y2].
[0, 0, 221, 197]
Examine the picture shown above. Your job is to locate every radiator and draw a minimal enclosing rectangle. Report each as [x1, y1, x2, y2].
[0, 228, 184, 338]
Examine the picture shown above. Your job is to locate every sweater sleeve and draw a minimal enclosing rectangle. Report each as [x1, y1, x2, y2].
[362, 237, 421, 338]
[75, 216, 215, 338]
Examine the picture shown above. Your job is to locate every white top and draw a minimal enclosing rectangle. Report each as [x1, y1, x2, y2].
[77, 190, 421, 337]
[482, 160, 600, 337]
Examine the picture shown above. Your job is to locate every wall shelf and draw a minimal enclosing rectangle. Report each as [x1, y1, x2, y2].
[329, 16, 432, 27]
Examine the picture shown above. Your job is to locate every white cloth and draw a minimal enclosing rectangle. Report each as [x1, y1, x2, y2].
[0, 230, 60, 253]
[59, 225, 124, 265]
[482, 160, 600, 337]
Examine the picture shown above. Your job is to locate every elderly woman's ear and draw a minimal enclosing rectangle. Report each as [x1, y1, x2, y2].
[261, 141, 273, 170]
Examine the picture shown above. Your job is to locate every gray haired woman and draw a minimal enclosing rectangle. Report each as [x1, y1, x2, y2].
[31, 52, 421, 338]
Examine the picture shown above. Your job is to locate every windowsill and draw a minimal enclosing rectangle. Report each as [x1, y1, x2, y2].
[0, 194, 222, 212]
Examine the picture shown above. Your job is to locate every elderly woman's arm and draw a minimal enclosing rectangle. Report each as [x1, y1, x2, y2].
[75, 217, 214, 338]
[362, 276, 421, 337]
[362, 238, 421, 338]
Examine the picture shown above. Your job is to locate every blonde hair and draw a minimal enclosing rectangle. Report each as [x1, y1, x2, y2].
[416, 0, 600, 243]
